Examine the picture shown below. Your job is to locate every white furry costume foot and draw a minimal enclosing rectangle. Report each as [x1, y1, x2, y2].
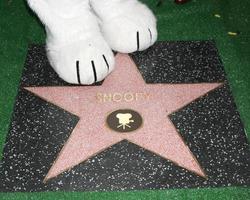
[90, 0, 157, 53]
[27, 0, 114, 84]
[27, 0, 157, 84]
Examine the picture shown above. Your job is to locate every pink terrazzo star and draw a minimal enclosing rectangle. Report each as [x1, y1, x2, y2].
[25, 54, 222, 181]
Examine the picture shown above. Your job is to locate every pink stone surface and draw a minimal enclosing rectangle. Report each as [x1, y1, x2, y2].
[25, 54, 222, 181]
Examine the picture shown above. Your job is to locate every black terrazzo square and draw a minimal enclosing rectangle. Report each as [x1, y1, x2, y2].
[0, 41, 249, 192]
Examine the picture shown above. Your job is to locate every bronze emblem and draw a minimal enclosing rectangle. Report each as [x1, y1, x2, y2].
[106, 109, 143, 133]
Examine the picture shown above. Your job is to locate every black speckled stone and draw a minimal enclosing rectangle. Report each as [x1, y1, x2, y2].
[0, 41, 249, 192]
[131, 41, 226, 83]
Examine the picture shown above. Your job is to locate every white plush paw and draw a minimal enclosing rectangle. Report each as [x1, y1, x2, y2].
[100, 3, 157, 53]
[47, 36, 114, 85]
[27, 0, 115, 85]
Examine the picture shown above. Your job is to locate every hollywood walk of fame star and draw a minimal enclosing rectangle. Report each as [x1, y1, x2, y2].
[25, 53, 222, 182]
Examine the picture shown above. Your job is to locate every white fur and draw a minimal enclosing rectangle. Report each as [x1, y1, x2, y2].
[90, 0, 157, 53]
[27, 0, 114, 84]
[27, 0, 157, 84]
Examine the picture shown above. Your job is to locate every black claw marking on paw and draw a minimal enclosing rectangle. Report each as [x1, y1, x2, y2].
[148, 28, 152, 44]
[91, 60, 97, 83]
[76, 60, 81, 84]
[102, 55, 109, 72]
[137, 31, 140, 51]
